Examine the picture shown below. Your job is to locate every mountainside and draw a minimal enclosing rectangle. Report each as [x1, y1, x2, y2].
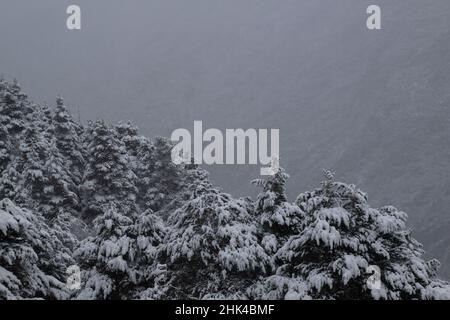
[149, 0, 450, 277]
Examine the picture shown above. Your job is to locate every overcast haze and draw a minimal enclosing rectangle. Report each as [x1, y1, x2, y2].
[1, 0, 450, 278]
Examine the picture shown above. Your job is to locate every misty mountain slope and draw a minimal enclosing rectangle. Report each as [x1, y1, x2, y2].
[194, 1, 450, 277]
[277, 4, 450, 278]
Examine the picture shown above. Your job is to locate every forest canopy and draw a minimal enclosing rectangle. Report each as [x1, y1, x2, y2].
[0, 79, 449, 300]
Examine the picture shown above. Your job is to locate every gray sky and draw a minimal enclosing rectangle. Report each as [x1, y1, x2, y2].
[0, 0, 378, 192]
[0, 0, 368, 131]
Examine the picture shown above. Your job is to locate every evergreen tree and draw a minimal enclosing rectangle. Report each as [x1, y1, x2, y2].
[81, 120, 138, 218]
[0, 121, 78, 218]
[0, 80, 29, 199]
[9, 124, 49, 207]
[0, 125, 11, 174]
[115, 121, 143, 158]
[252, 168, 304, 255]
[40, 139, 79, 219]
[371, 205, 450, 299]
[53, 97, 85, 185]
[0, 199, 72, 300]
[134, 137, 155, 208]
[33, 104, 54, 141]
[128, 208, 166, 299]
[0, 79, 32, 136]
[266, 171, 450, 300]
[0, 161, 21, 202]
[157, 162, 210, 221]
[0, 117, 80, 249]
[141, 137, 182, 211]
[162, 180, 270, 299]
[74, 203, 137, 299]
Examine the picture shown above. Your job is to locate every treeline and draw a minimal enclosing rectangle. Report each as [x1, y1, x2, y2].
[0, 79, 449, 300]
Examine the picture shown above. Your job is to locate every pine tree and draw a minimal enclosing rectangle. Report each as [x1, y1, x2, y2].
[10, 124, 49, 207]
[81, 120, 138, 218]
[371, 205, 450, 299]
[0, 79, 32, 136]
[0, 80, 30, 199]
[0, 161, 21, 202]
[0, 121, 78, 218]
[248, 168, 306, 300]
[128, 208, 166, 299]
[266, 170, 450, 300]
[0, 124, 11, 174]
[40, 139, 79, 219]
[157, 162, 210, 221]
[0, 99, 81, 247]
[0, 199, 72, 299]
[33, 104, 54, 141]
[162, 180, 271, 299]
[74, 203, 137, 299]
[141, 137, 182, 211]
[0, 80, 33, 183]
[252, 168, 304, 255]
[53, 97, 85, 185]
[115, 121, 143, 158]
[74, 201, 167, 300]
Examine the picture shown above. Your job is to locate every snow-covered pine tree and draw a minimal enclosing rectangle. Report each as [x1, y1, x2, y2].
[0, 124, 11, 174]
[39, 140, 82, 254]
[0, 80, 30, 198]
[134, 137, 156, 208]
[0, 162, 20, 202]
[74, 203, 137, 299]
[140, 137, 183, 211]
[114, 121, 143, 158]
[39, 139, 79, 219]
[0, 80, 33, 181]
[247, 168, 306, 300]
[180, 162, 210, 198]
[371, 205, 450, 299]
[81, 120, 138, 218]
[0, 118, 78, 217]
[115, 122, 154, 211]
[0, 79, 32, 136]
[162, 180, 271, 299]
[6, 124, 49, 207]
[252, 168, 304, 255]
[0, 199, 72, 300]
[0, 114, 81, 249]
[33, 104, 54, 141]
[53, 96, 85, 186]
[156, 161, 211, 221]
[128, 208, 166, 299]
[267, 170, 450, 300]
[254, 170, 376, 299]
